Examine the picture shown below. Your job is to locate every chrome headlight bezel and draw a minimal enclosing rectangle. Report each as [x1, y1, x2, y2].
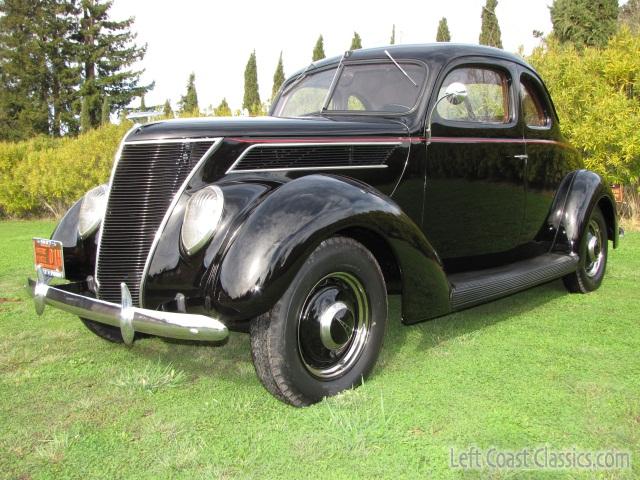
[180, 185, 224, 256]
[78, 184, 108, 240]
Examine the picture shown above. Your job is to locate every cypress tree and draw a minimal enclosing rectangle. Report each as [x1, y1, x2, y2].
[214, 98, 232, 117]
[350, 32, 362, 50]
[436, 17, 451, 42]
[312, 35, 325, 61]
[179, 73, 199, 114]
[139, 95, 147, 111]
[101, 96, 110, 124]
[390, 24, 396, 45]
[272, 52, 285, 100]
[77, 0, 153, 128]
[243, 50, 261, 115]
[163, 99, 173, 118]
[80, 96, 92, 132]
[550, 0, 619, 48]
[479, 0, 503, 48]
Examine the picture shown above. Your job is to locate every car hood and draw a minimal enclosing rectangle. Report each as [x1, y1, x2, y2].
[125, 115, 409, 142]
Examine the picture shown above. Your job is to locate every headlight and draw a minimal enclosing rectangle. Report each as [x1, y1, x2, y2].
[78, 184, 108, 239]
[181, 185, 224, 256]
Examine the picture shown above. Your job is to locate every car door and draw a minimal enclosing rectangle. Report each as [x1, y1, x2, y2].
[423, 60, 527, 267]
[518, 70, 581, 248]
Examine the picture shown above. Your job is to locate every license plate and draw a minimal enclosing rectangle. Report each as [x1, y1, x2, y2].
[33, 238, 65, 278]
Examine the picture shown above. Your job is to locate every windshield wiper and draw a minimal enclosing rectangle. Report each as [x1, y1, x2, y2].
[384, 50, 417, 87]
[321, 50, 351, 112]
[281, 62, 317, 96]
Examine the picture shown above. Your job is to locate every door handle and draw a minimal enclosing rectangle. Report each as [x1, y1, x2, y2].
[513, 154, 528, 160]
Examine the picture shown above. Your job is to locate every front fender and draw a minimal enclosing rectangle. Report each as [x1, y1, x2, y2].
[553, 169, 619, 253]
[209, 174, 451, 324]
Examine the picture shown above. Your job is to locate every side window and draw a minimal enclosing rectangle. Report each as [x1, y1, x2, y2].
[520, 76, 550, 128]
[437, 67, 511, 124]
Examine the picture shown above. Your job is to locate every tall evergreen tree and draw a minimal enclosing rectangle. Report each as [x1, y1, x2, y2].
[619, 0, 640, 33]
[550, 0, 619, 48]
[436, 17, 451, 42]
[101, 96, 110, 124]
[243, 50, 261, 115]
[390, 24, 396, 45]
[214, 98, 232, 117]
[76, 0, 153, 128]
[80, 96, 91, 132]
[350, 32, 362, 50]
[0, 0, 77, 139]
[179, 73, 199, 114]
[312, 35, 325, 61]
[479, 0, 503, 48]
[163, 99, 173, 118]
[272, 52, 285, 100]
[139, 94, 147, 111]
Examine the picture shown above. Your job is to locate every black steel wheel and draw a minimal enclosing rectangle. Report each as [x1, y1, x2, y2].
[563, 205, 608, 293]
[250, 236, 387, 407]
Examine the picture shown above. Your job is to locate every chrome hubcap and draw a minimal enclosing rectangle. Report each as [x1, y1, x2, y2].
[297, 272, 370, 379]
[585, 220, 603, 277]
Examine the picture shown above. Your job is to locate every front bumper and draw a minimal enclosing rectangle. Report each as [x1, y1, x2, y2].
[26, 267, 228, 345]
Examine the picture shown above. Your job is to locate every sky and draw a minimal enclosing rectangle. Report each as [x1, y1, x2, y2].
[110, 0, 556, 113]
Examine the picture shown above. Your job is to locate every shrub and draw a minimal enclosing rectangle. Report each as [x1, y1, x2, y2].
[0, 122, 132, 217]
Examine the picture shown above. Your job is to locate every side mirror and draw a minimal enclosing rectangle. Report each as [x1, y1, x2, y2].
[425, 82, 469, 142]
[444, 82, 468, 105]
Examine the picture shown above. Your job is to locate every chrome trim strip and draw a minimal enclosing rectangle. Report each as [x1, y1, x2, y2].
[226, 141, 401, 174]
[28, 271, 228, 345]
[138, 137, 223, 307]
[94, 123, 141, 290]
[124, 137, 222, 145]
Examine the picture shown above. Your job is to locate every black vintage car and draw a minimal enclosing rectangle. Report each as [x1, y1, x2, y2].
[29, 44, 620, 406]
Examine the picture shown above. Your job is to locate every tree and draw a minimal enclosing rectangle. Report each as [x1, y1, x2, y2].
[436, 17, 451, 42]
[619, 0, 640, 34]
[243, 50, 261, 115]
[139, 95, 147, 111]
[76, 0, 153, 129]
[179, 73, 199, 114]
[0, 0, 77, 140]
[350, 32, 362, 50]
[550, 0, 618, 48]
[80, 96, 91, 132]
[214, 98, 232, 117]
[312, 35, 325, 61]
[163, 99, 173, 118]
[272, 52, 285, 100]
[101, 96, 110, 124]
[390, 24, 396, 45]
[528, 29, 640, 184]
[479, 0, 503, 48]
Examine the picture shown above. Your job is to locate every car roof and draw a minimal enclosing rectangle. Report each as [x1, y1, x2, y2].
[289, 43, 534, 77]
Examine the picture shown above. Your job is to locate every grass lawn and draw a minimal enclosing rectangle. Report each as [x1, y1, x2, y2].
[1, 220, 638, 479]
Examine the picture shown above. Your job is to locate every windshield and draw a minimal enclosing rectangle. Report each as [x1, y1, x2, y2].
[273, 61, 427, 117]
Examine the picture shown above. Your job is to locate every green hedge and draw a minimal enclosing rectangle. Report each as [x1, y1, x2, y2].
[0, 122, 132, 217]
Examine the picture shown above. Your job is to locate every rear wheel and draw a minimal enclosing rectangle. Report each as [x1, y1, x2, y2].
[563, 206, 608, 293]
[250, 237, 387, 407]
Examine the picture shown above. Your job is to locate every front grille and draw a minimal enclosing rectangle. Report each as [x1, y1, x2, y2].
[230, 144, 398, 171]
[96, 140, 214, 307]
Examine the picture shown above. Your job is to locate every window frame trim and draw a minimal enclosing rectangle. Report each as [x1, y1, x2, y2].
[519, 72, 553, 131]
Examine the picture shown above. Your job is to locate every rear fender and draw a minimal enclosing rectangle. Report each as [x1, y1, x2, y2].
[552, 169, 619, 253]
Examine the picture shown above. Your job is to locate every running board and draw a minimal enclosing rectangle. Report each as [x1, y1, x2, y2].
[449, 253, 579, 311]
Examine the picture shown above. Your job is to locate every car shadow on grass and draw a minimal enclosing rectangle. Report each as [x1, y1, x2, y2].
[123, 279, 568, 393]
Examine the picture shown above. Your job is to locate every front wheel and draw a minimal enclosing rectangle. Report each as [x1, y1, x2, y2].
[250, 237, 387, 407]
[562, 205, 608, 293]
